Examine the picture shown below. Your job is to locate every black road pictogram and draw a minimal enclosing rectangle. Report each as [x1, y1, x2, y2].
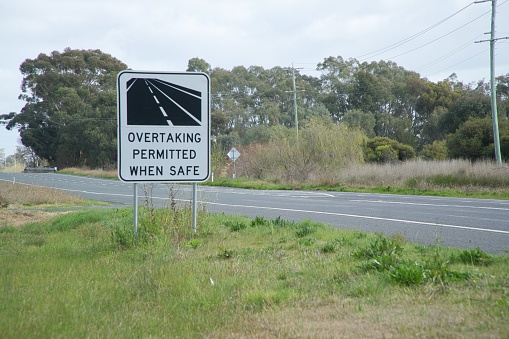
[126, 78, 202, 126]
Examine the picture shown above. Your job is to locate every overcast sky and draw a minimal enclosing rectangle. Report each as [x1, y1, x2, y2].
[1, 0, 508, 157]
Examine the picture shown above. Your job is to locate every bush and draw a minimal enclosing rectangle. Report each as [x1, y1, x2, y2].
[364, 137, 416, 163]
[422, 140, 448, 161]
[446, 116, 509, 161]
[236, 119, 365, 182]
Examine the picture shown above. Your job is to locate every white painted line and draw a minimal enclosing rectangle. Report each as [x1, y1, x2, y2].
[159, 106, 168, 117]
[153, 95, 160, 104]
[126, 78, 137, 92]
[3, 178, 507, 235]
[351, 199, 509, 211]
[153, 78, 201, 99]
[201, 201, 509, 235]
[147, 79, 201, 125]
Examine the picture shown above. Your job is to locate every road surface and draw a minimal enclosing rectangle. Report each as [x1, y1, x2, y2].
[1, 172, 508, 253]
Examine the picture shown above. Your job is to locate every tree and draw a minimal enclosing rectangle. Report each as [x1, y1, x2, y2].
[342, 109, 375, 137]
[364, 137, 416, 163]
[1, 48, 127, 168]
[187, 58, 211, 73]
[439, 86, 491, 136]
[422, 140, 448, 161]
[446, 116, 508, 161]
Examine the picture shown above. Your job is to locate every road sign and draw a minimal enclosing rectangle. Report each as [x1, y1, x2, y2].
[117, 71, 210, 182]
[227, 147, 240, 161]
[227, 147, 240, 178]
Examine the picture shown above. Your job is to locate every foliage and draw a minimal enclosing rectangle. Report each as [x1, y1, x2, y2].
[237, 119, 365, 182]
[446, 116, 509, 161]
[422, 140, 448, 161]
[1, 48, 127, 168]
[4, 51, 509, 168]
[354, 234, 403, 259]
[364, 137, 416, 163]
[454, 247, 494, 266]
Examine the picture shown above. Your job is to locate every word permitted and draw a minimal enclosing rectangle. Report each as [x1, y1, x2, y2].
[117, 71, 210, 182]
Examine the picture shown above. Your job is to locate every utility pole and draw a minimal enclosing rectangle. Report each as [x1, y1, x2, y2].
[285, 63, 304, 147]
[292, 66, 298, 144]
[475, 0, 509, 164]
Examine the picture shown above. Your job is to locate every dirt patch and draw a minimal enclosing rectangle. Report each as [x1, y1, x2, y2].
[0, 205, 66, 227]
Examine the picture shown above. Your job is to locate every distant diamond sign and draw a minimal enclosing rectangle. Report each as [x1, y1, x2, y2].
[117, 71, 210, 182]
[227, 147, 240, 178]
[227, 147, 240, 161]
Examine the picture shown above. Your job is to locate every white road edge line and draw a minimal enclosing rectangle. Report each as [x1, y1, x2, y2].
[351, 199, 509, 211]
[2, 179, 507, 235]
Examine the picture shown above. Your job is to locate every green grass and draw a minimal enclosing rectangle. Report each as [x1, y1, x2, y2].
[1, 207, 508, 337]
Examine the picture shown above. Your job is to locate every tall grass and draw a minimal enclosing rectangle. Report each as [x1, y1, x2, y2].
[329, 159, 509, 189]
[0, 181, 86, 206]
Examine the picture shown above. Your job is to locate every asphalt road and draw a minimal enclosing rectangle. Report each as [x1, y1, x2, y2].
[1, 172, 508, 254]
[126, 77, 202, 126]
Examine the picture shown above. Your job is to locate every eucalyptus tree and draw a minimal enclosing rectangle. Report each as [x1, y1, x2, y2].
[1, 48, 127, 168]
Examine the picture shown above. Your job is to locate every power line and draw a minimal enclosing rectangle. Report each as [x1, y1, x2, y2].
[424, 49, 489, 78]
[416, 34, 485, 72]
[356, 2, 476, 61]
[385, 8, 492, 61]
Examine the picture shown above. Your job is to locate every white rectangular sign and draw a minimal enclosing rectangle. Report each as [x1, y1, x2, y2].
[117, 71, 210, 182]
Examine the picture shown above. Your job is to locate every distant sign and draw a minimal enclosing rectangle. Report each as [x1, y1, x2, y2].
[227, 147, 240, 161]
[117, 71, 210, 182]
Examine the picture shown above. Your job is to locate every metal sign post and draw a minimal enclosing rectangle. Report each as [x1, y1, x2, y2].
[192, 182, 197, 232]
[117, 71, 210, 238]
[227, 147, 240, 179]
[133, 183, 138, 238]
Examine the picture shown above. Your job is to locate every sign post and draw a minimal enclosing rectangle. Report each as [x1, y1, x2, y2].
[227, 147, 240, 179]
[117, 71, 210, 235]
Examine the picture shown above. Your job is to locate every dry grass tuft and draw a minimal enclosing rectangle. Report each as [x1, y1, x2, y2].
[0, 182, 85, 206]
[327, 159, 509, 189]
[0, 182, 85, 226]
[0, 207, 65, 227]
[61, 167, 117, 178]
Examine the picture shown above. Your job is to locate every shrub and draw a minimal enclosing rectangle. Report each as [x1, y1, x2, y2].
[389, 260, 424, 285]
[456, 247, 493, 266]
[364, 137, 416, 163]
[422, 140, 448, 160]
[225, 220, 247, 232]
[295, 220, 317, 238]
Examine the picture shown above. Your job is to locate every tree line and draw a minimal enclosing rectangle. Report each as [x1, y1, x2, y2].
[1, 48, 508, 169]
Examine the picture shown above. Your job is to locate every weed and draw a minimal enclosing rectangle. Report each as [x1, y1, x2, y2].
[224, 220, 247, 232]
[389, 260, 424, 285]
[360, 254, 399, 272]
[112, 224, 134, 249]
[334, 236, 353, 246]
[272, 216, 292, 228]
[251, 216, 268, 226]
[295, 219, 316, 238]
[321, 242, 337, 254]
[186, 239, 201, 249]
[354, 234, 403, 259]
[297, 237, 316, 246]
[456, 247, 493, 266]
[217, 247, 236, 259]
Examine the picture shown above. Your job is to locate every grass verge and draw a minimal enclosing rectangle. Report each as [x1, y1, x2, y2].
[1, 206, 508, 338]
[60, 160, 509, 199]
